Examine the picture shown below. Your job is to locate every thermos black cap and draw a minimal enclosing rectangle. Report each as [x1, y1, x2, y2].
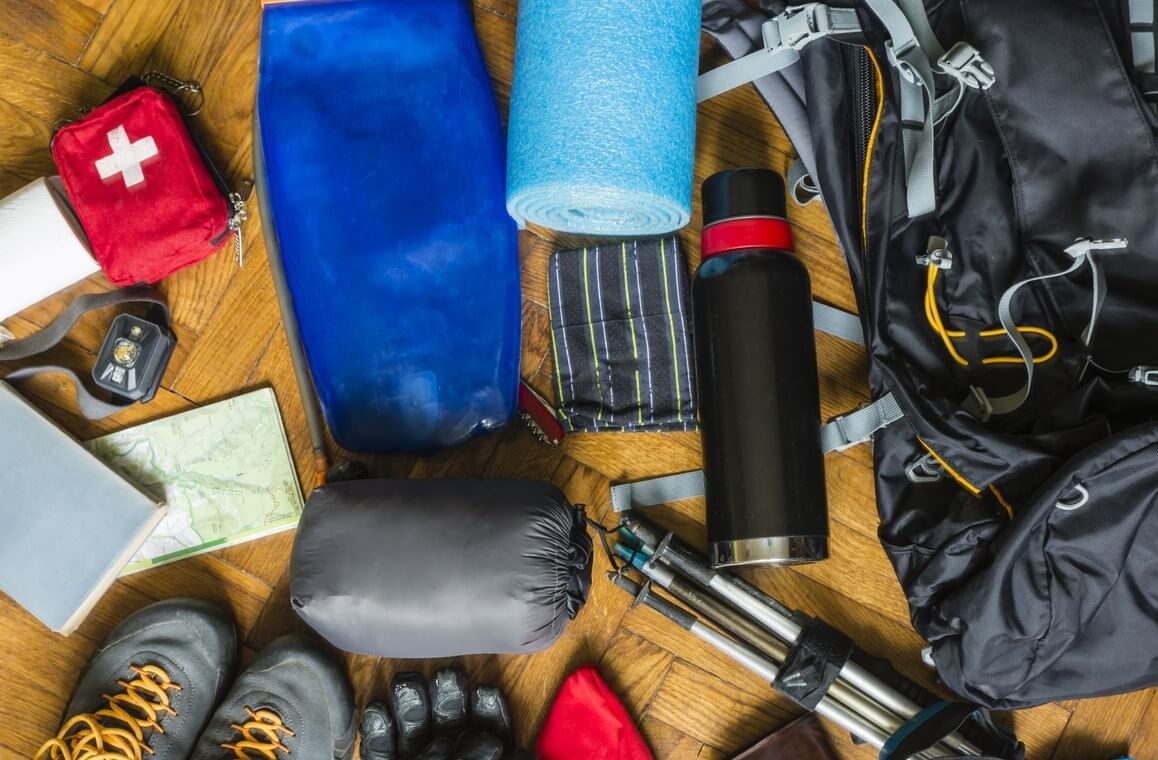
[702, 168, 788, 226]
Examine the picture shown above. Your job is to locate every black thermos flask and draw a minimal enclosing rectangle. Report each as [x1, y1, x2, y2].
[693, 168, 829, 568]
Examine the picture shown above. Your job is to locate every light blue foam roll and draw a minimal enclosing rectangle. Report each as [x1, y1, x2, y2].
[506, 0, 701, 236]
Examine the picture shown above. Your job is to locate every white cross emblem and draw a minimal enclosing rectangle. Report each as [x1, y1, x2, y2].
[94, 125, 159, 189]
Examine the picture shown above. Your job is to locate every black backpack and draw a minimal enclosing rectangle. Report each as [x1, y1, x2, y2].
[640, 0, 1158, 709]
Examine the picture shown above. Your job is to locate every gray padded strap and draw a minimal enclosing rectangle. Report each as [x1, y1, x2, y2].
[894, 0, 946, 60]
[0, 286, 168, 420]
[611, 392, 905, 511]
[3, 365, 129, 420]
[697, 4, 863, 102]
[862, 0, 938, 218]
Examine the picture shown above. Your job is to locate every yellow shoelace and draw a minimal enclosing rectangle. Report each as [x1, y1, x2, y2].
[221, 707, 295, 759]
[34, 664, 181, 760]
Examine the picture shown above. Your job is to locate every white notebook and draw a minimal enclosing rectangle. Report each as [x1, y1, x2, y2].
[0, 382, 164, 634]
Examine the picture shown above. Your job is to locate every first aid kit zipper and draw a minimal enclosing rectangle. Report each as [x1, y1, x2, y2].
[228, 182, 252, 266]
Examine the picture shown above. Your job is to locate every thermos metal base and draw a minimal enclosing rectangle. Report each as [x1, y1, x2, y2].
[710, 535, 828, 569]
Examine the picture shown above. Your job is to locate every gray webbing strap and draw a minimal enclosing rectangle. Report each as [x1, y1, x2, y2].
[0, 286, 168, 420]
[702, 0, 820, 188]
[788, 158, 822, 206]
[966, 238, 1128, 419]
[818, 391, 904, 452]
[611, 469, 706, 512]
[862, 0, 938, 218]
[1130, 0, 1156, 71]
[611, 391, 905, 511]
[697, 4, 863, 102]
[1129, 0, 1158, 112]
[813, 300, 864, 346]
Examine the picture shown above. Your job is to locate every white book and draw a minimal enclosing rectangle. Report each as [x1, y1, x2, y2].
[0, 381, 164, 635]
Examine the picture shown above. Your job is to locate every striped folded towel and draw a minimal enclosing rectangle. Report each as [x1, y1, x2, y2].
[548, 237, 697, 433]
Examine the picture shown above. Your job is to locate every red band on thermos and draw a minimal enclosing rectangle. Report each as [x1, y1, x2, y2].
[701, 217, 794, 258]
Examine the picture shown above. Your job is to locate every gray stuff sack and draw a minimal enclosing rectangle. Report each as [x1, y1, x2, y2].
[290, 478, 593, 658]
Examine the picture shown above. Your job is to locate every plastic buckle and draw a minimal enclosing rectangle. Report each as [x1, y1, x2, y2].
[968, 386, 993, 423]
[915, 236, 953, 269]
[765, 4, 831, 53]
[905, 454, 943, 484]
[1129, 367, 1158, 388]
[1064, 236, 1129, 258]
[937, 42, 996, 90]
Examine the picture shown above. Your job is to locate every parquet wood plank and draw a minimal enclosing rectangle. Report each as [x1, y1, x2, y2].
[0, 0, 101, 65]
[638, 715, 713, 760]
[74, 0, 113, 14]
[647, 659, 801, 756]
[599, 629, 675, 719]
[1050, 691, 1151, 760]
[77, 0, 180, 85]
[0, 1, 1151, 758]
[0, 97, 57, 181]
[169, 243, 280, 401]
[1128, 692, 1158, 759]
[0, 36, 112, 123]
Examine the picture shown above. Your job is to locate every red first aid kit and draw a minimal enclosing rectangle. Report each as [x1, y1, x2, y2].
[51, 84, 243, 286]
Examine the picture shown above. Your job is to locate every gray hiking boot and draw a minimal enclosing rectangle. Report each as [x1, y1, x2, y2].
[34, 598, 238, 760]
[190, 635, 356, 759]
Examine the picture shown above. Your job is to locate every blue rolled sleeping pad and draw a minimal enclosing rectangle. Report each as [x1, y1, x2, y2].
[255, 0, 520, 453]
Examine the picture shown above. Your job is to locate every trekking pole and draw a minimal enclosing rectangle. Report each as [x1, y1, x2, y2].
[614, 543, 906, 740]
[609, 573, 948, 760]
[619, 513, 984, 758]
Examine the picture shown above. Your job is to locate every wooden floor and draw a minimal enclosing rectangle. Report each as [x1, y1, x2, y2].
[0, 1, 1154, 757]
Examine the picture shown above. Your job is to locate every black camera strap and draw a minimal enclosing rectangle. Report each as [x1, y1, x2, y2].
[0, 286, 170, 420]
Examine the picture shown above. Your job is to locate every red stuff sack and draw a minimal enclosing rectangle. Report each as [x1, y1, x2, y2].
[51, 85, 237, 285]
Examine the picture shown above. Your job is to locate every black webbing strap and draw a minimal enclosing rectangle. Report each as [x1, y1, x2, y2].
[770, 614, 853, 711]
[0, 286, 169, 420]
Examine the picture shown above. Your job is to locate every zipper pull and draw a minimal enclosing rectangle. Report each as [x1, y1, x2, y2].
[228, 180, 254, 268]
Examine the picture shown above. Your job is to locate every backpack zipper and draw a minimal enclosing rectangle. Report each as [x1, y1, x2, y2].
[210, 180, 252, 266]
[847, 45, 883, 317]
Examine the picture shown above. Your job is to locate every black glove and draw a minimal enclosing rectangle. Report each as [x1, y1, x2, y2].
[361, 668, 516, 760]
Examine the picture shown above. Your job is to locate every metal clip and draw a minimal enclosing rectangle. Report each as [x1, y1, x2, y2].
[228, 180, 253, 268]
[905, 454, 944, 484]
[1129, 366, 1158, 388]
[916, 236, 953, 269]
[937, 42, 995, 90]
[1064, 236, 1129, 258]
[764, 4, 832, 52]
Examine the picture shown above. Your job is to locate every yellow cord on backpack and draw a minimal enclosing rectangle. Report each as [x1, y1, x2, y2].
[924, 264, 1059, 367]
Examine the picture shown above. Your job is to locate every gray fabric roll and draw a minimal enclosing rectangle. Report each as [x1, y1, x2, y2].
[290, 479, 592, 658]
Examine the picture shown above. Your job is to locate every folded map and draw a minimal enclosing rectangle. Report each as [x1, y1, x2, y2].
[85, 387, 305, 575]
